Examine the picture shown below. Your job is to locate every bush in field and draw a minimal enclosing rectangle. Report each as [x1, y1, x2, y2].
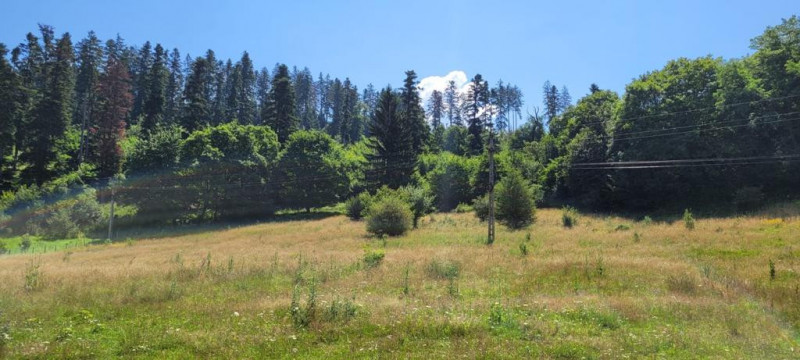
[495, 171, 536, 229]
[400, 185, 434, 228]
[426, 154, 474, 212]
[277, 131, 352, 212]
[683, 209, 695, 230]
[562, 206, 578, 228]
[473, 194, 490, 222]
[366, 196, 413, 236]
[35, 188, 103, 239]
[345, 192, 372, 220]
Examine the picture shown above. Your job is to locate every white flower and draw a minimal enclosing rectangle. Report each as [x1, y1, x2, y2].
[233, 311, 240, 317]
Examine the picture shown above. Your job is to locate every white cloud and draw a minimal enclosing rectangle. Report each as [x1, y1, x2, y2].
[417, 70, 470, 106]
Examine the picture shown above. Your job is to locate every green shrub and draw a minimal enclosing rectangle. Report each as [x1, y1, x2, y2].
[35, 189, 103, 240]
[769, 259, 776, 280]
[400, 185, 434, 228]
[683, 209, 695, 230]
[519, 242, 529, 256]
[345, 192, 372, 220]
[20, 235, 32, 252]
[426, 154, 474, 211]
[365, 196, 413, 236]
[363, 249, 385, 269]
[614, 224, 630, 231]
[454, 203, 472, 213]
[323, 297, 358, 323]
[473, 194, 489, 221]
[562, 206, 578, 228]
[642, 216, 653, 225]
[495, 171, 536, 229]
[0, 242, 7, 255]
[426, 259, 460, 280]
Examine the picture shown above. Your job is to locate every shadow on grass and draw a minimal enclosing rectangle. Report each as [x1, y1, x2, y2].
[547, 198, 800, 224]
[104, 210, 342, 242]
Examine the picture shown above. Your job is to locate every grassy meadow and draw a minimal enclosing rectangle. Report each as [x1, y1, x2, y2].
[1, 206, 799, 358]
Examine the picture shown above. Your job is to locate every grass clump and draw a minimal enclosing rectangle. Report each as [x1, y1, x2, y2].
[683, 208, 695, 230]
[562, 206, 578, 228]
[488, 303, 516, 330]
[427, 259, 460, 296]
[614, 224, 631, 231]
[362, 249, 385, 269]
[454, 203, 472, 213]
[24, 259, 43, 292]
[290, 282, 317, 328]
[323, 297, 358, 323]
[365, 196, 412, 236]
[769, 259, 776, 281]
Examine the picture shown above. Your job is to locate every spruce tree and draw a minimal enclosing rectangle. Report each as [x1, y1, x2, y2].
[142, 44, 168, 133]
[444, 80, 461, 126]
[263, 64, 298, 143]
[0, 44, 23, 188]
[367, 87, 415, 189]
[24, 31, 74, 184]
[165, 48, 184, 125]
[182, 57, 210, 133]
[236, 52, 256, 124]
[542, 80, 560, 124]
[131, 41, 152, 122]
[74, 31, 102, 165]
[427, 89, 444, 128]
[465, 74, 489, 155]
[254, 67, 269, 124]
[400, 70, 429, 154]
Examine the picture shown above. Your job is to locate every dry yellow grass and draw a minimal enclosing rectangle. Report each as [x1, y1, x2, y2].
[0, 208, 798, 358]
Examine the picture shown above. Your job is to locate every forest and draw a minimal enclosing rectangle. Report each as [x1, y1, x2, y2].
[0, 16, 799, 237]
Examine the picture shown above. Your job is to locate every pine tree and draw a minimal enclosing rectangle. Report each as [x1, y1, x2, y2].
[263, 64, 298, 143]
[255, 67, 269, 124]
[95, 55, 132, 177]
[25, 31, 75, 184]
[367, 87, 415, 189]
[543, 80, 560, 124]
[465, 74, 489, 155]
[0, 43, 23, 188]
[9, 32, 45, 185]
[294, 67, 317, 129]
[444, 80, 462, 126]
[427, 89, 444, 128]
[559, 85, 572, 111]
[182, 57, 211, 133]
[131, 41, 152, 122]
[400, 70, 429, 154]
[142, 44, 168, 133]
[210, 57, 228, 125]
[164, 48, 184, 125]
[74, 31, 103, 165]
[327, 78, 343, 139]
[236, 52, 256, 124]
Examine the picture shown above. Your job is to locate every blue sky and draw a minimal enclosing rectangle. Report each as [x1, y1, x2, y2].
[1, 0, 797, 112]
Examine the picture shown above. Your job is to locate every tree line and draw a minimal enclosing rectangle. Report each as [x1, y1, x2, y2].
[1, 16, 799, 234]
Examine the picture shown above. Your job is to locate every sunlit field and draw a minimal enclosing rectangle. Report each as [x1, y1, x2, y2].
[1, 206, 799, 359]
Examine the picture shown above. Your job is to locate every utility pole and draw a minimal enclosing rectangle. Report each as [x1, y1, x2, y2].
[107, 183, 115, 242]
[487, 122, 496, 245]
